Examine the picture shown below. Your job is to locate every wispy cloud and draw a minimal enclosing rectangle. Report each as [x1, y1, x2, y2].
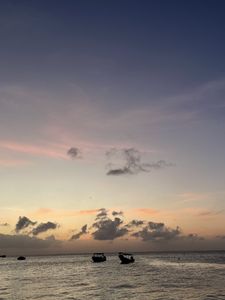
[198, 209, 225, 217]
[32, 208, 99, 218]
[106, 148, 174, 176]
[70, 224, 88, 240]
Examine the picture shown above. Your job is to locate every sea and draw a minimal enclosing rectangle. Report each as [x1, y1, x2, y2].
[0, 251, 225, 300]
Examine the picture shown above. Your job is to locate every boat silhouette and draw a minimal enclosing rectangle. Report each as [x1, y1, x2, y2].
[92, 253, 106, 263]
[17, 256, 26, 260]
[118, 252, 135, 264]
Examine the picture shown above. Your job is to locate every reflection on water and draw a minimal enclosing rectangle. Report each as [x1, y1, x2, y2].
[0, 252, 225, 299]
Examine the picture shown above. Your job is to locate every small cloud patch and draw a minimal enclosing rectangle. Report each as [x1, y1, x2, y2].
[31, 222, 58, 236]
[67, 147, 82, 159]
[15, 216, 37, 233]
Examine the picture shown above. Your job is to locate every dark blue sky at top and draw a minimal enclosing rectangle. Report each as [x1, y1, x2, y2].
[0, 0, 225, 110]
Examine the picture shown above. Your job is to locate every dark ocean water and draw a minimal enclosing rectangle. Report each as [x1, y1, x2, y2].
[0, 252, 225, 299]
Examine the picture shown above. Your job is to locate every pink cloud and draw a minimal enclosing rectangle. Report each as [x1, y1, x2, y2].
[0, 140, 68, 159]
[32, 207, 99, 218]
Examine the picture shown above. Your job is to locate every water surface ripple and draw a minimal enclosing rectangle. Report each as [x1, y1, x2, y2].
[0, 252, 225, 299]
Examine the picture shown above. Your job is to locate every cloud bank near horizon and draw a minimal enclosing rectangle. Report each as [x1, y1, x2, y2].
[0, 208, 225, 254]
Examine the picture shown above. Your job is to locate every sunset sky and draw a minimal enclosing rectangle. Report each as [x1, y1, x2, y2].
[1, 0, 225, 255]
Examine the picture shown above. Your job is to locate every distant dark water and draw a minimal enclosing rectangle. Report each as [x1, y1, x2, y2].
[0, 252, 225, 299]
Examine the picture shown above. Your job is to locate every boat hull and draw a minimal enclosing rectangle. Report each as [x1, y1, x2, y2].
[92, 256, 106, 263]
[119, 255, 135, 264]
[17, 256, 26, 260]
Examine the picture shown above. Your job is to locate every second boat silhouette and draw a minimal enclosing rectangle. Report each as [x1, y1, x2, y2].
[118, 252, 135, 264]
[92, 253, 106, 263]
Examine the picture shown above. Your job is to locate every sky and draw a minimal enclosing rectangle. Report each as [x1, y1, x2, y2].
[1, 0, 225, 255]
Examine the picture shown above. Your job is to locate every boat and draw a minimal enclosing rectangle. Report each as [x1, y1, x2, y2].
[17, 256, 26, 260]
[0, 255, 6, 258]
[92, 253, 106, 263]
[118, 252, 135, 264]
